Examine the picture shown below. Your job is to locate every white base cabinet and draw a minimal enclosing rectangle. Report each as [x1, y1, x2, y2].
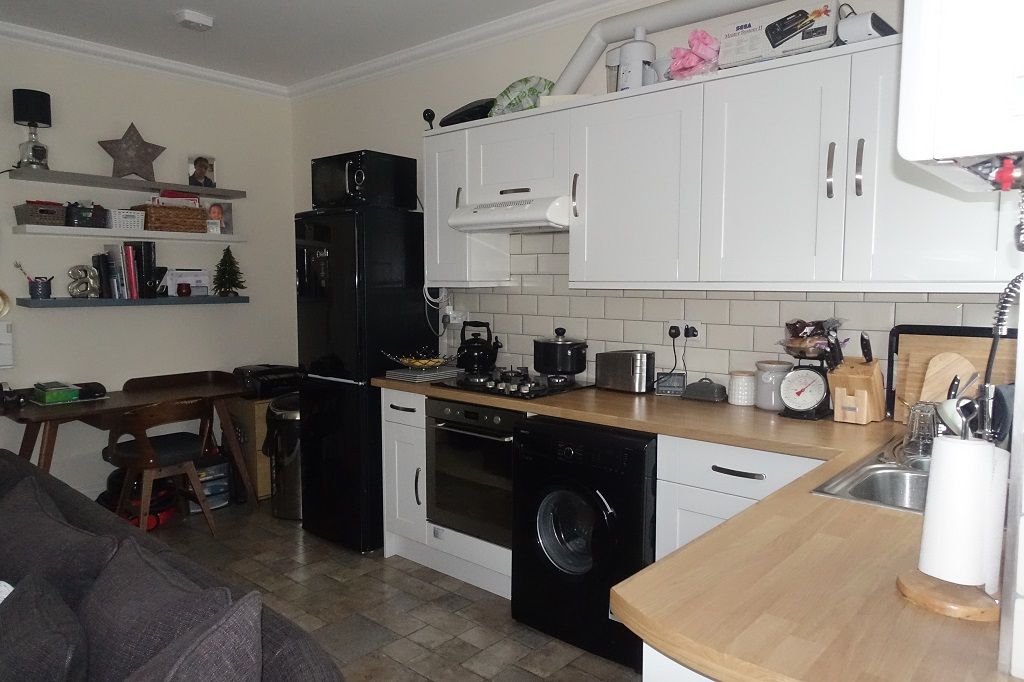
[643, 644, 713, 681]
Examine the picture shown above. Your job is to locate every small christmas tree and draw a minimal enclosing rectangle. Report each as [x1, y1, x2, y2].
[213, 246, 246, 296]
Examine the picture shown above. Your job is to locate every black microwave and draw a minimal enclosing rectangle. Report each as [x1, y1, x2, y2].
[311, 150, 416, 210]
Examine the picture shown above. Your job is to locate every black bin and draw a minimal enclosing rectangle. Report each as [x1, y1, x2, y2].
[263, 392, 302, 520]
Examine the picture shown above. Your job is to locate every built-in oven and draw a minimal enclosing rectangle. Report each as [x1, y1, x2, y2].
[425, 399, 524, 548]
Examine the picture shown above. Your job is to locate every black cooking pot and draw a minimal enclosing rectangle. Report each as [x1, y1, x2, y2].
[456, 321, 502, 374]
[534, 327, 587, 376]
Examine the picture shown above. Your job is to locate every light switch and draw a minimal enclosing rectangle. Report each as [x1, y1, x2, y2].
[0, 322, 12, 368]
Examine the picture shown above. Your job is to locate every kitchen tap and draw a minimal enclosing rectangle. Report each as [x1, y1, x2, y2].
[978, 273, 1023, 442]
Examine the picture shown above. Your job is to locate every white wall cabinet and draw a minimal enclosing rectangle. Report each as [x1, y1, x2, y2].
[466, 111, 570, 204]
[423, 131, 509, 286]
[569, 87, 703, 283]
[842, 47, 1009, 283]
[700, 56, 852, 283]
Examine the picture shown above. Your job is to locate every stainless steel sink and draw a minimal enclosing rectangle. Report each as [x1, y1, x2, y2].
[812, 437, 928, 513]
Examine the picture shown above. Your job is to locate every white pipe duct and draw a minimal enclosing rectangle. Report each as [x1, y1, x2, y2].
[551, 0, 771, 95]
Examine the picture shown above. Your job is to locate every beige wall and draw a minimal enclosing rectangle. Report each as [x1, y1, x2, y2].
[0, 39, 295, 496]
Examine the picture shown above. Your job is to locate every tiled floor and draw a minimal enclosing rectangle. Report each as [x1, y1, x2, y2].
[154, 505, 640, 681]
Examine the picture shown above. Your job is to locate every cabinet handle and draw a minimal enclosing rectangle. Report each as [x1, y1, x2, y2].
[344, 160, 353, 196]
[571, 173, 580, 218]
[414, 467, 422, 506]
[455, 186, 462, 208]
[855, 138, 865, 197]
[711, 464, 766, 481]
[825, 142, 836, 199]
[498, 187, 530, 195]
[389, 403, 416, 413]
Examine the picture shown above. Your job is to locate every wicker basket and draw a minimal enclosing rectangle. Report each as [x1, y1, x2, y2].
[14, 203, 66, 226]
[132, 204, 208, 233]
[107, 209, 146, 231]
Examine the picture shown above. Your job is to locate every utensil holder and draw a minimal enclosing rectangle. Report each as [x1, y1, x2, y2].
[827, 358, 885, 424]
[28, 279, 52, 300]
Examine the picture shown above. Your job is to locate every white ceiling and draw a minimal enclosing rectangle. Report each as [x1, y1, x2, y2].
[0, 0, 563, 87]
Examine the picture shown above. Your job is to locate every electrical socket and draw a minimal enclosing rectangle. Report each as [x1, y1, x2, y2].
[443, 306, 466, 324]
[668, 320, 703, 343]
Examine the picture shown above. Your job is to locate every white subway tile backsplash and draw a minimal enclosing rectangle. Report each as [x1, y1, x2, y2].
[962, 303, 1013, 327]
[753, 326, 785, 353]
[895, 302, 963, 326]
[929, 293, 998, 303]
[731, 300, 780, 326]
[537, 295, 569, 316]
[779, 301, 835, 322]
[538, 253, 569, 274]
[835, 302, 896, 331]
[643, 344, 679, 369]
[604, 341, 638, 352]
[522, 234, 554, 254]
[553, 317, 588, 339]
[729, 351, 782, 372]
[521, 274, 554, 295]
[865, 292, 928, 302]
[754, 291, 807, 301]
[808, 291, 864, 302]
[453, 293, 479, 311]
[508, 234, 523, 255]
[706, 324, 754, 351]
[685, 299, 730, 324]
[664, 290, 706, 299]
[710, 290, 753, 300]
[642, 298, 684, 321]
[605, 297, 644, 320]
[504, 333, 534, 355]
[683, 347, 730, 374]
[493, 314, 523, 334]
[570, 296, 605, 318]
[553, 274, 570, 296]
[587, 289, 622, 297]
[623, 320, 664, 345]
[552, 233, 569, 253]
[523, 315, 554, 336]
[588, 318, 624, 342]
[507, 295, 538, 315]
[623, 290, 663, 298]
[510, 254, 538, 274]
[479, 294, 508, 314]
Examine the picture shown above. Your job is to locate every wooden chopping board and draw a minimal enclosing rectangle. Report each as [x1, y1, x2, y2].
[918, 352, 977, 403]
[894, 335, 1017, 422]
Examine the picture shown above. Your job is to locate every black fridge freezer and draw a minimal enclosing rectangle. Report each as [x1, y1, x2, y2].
[296, 205, 434, 552]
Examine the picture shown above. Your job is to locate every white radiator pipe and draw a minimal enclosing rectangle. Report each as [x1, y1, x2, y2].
[551, 0, 771, 95]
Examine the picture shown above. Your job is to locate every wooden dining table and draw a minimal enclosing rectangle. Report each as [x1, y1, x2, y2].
[4, 371, 257, 506]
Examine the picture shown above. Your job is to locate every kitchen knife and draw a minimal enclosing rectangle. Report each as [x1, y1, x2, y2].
[860, 332, 873, 363]
[947, 374, 960, 400]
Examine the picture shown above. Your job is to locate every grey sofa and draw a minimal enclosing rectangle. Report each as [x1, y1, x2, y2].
[0, 448, 342, 681]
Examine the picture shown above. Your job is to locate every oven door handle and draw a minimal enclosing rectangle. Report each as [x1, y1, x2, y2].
[433, 422, 513, 443]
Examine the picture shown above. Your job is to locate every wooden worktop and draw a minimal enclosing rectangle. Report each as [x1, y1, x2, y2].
[375, 377, 1012, 681]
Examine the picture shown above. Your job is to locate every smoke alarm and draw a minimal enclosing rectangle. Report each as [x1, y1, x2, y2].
[175, 9, 214, 32]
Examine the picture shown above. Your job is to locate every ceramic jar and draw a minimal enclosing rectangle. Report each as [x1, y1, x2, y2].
[727, 370, 756, 406]
[755, 360, 794, 411]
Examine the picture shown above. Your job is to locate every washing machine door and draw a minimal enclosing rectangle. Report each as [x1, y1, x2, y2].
[534, 486, 617, 576]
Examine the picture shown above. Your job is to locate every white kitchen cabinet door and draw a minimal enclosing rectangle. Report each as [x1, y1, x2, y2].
[700, 57, 852, 282]
[643, 644, 712, 682]
[466, 111, 570, 204]
[569, 87, 703, 283]
[655, 480, 755, 560]
[383, 421, 427, 543]
[843, 45, 1008, 283]
[424, 132, 509, 285]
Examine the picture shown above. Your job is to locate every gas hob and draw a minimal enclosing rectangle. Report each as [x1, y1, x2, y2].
[433, 367, 590, 400]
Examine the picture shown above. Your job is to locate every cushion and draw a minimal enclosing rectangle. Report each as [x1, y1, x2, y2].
[0, 574, 87, 682]
[127, 591, 262, 681]
[79, 538, 231, 682]
[0, 477, 117, 608]
[112, 432, 205, 466]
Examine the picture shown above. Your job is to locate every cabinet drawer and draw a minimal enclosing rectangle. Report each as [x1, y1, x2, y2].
[381, 389, 426, 427]
[657, 436, 820, 500]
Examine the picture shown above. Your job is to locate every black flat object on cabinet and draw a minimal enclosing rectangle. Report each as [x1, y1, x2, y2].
[512, 417, 656, 671]
[296, 206, 434, 553]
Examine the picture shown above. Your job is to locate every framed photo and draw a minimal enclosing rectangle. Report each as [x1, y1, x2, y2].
[205, 201, 232, 234]
[188, 155, 216, 188]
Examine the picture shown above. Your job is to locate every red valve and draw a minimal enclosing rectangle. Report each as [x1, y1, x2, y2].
[994, 157, 1017, 191]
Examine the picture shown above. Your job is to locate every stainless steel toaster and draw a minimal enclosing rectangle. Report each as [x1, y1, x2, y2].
[595, 350, 657, 393]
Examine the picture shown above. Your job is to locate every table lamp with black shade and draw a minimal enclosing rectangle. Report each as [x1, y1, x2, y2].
[13, 89, 51, 170]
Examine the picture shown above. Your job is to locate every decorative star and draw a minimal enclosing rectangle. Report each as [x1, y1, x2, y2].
[98, 123, 166, 182]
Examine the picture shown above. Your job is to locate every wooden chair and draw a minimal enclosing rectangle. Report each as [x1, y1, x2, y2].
[102, 397, 218, 534]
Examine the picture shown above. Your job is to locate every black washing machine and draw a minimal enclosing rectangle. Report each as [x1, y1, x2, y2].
[512, 416, 656, 671]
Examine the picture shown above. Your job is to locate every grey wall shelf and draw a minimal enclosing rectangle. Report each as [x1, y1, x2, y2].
[8, 168, 246, 199]
[17, 296, 250, 308]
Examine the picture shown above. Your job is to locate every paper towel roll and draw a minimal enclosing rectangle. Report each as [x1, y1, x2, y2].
[984, 446, 1010, 595]
[918, 436, 996, 585]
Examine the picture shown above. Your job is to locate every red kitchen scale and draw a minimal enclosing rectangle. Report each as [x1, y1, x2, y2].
[779, 360, 833, 421]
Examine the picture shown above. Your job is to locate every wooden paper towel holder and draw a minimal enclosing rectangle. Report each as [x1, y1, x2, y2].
[896, 569, 1000, 621]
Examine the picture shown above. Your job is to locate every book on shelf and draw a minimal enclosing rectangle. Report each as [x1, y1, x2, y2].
[99, 241, 156, 300]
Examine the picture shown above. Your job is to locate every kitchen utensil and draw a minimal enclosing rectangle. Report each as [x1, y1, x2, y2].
[947, 375, 961, 400]
[886, 325, 1017, 421]
[861, 332, 874, 363]
[595, 350, 656, 393]
[903, 402, 939, 462]
[681, 377, 727, 402]
[920, 353, 977, 404]
[456, 321, 502, 375]
[727, 371, 756, 406]
[533, 327, 588, 377]
[755, 360, 793, 411]
[958, 372, 980, 398]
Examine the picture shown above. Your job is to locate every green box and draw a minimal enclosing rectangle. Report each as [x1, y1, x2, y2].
[33, 381, 80, 404]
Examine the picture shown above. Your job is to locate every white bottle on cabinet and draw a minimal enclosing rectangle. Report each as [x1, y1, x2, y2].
[617, 27, 655, 92]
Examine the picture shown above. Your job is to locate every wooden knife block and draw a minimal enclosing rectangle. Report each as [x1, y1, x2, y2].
[828, 359, 885, 425]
